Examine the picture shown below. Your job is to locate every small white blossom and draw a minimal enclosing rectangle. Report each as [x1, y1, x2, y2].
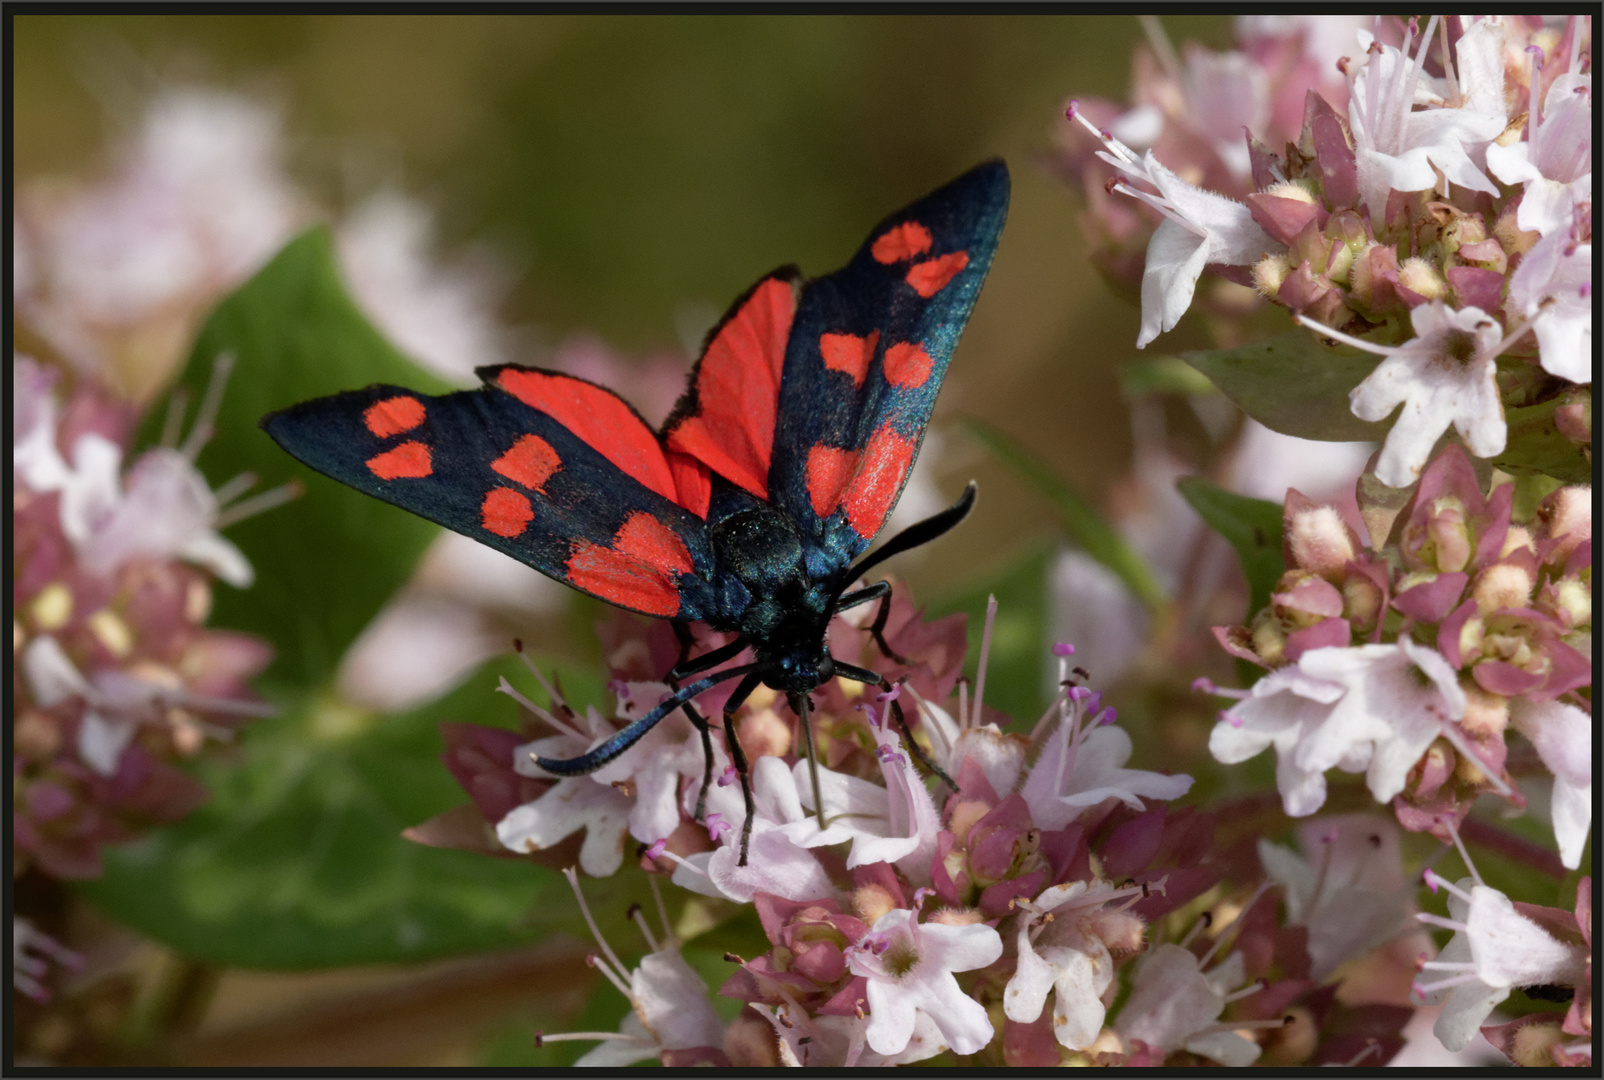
[1345, 17, 1504, 218]
[1300, 302, 1512, 487]
[846, 903, 1003, 1058]
[1067, 105, 1279, 348]
[1415, 872, 1589, 1051]
[1487, 67, 1592, 238]
[1510, 698, 1592, 870]
[1114, 944, 1262, 1066]
[1210, 640, 1466, 815]
[1505, 225, 1593, 384]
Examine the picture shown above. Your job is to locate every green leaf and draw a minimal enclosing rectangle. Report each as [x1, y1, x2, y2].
[960, 418, 1165, 612]
[1494, 395, 1590, 484]
[140, 228, 455, 691]
[1182, 332, 1390, 442]
[77, 655, 650, 969]
[1119, 355, 1222, 400]
[931, 543, 1056, 725]
[1176, 477, 1285, 615]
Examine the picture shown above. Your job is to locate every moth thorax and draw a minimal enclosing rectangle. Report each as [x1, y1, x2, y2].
[711, 503, 806, 592]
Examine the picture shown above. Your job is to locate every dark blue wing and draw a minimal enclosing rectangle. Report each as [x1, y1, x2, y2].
[262, 370, 717, 621]
[767, 160, 1009, 581]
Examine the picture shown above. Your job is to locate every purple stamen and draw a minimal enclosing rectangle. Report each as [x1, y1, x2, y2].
[1051, 641, 1076, 657]
[717, 765, 739, 787]
[1067, 685, 1092, 702]
[1423, 868, 1440, 893]
[644, 838, 667, 860]
[706, 812, 732, 842]
[877, 683, 901, 704]
[1094, 706, 1117, 726]
[876, 744, 907, 766]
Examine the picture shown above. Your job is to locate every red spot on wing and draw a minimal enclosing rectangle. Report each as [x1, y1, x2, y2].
[664, 277, 795, 501]
[905, 251, 970, 298]
[566, 511, 692, 617]
[491, 434, 562, 492]
[883, 342, 933, 388]
[366, 441, 433, 480]
[364, 395, 426, 438]
[819, 330, 880, 389]
[667, 450, 711, 519]
[871, 221, 933, 264]
[843, 425, 917, 538]
[805, 444, 859, 519]
[482, 487, 535, 538]
[494, 368, 677, 502]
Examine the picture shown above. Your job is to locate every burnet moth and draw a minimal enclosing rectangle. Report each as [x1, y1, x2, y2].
[263, 160, 1010, 863]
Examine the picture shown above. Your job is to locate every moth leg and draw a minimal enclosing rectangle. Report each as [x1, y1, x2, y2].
[667, 623, 720, 822]
[789, 691, 827, 831]
[835, 580, 909, 666]
[833, 579, 890, 614]
[832, 661, 956, 790]
[721, 671, 764, 867]
[668, 635, 747, 685]
[681, 701, 716, 823]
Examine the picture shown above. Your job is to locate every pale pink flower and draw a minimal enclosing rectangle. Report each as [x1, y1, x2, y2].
[845, 902, 1004, 1058]
[1113, 943, 1263, 1066]
[1486, 53, 1592, 238]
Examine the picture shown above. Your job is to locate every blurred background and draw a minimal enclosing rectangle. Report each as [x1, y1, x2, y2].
[13, 13, 1253, 1067]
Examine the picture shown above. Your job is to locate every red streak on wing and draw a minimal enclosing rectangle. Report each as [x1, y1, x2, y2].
[819, 330, 880, 389]
[905, 251, 970, 298]
[491, 433, 562, 492]
[805, 444, 860, 519]
[842, 424, 916, 538]
[883, 342, 933, 388]
[495, 368, 677, 502]
[566, 511, 692, 617]
[871, 221, 933, 264]
[664, 277, 796, 500]
[366, 440, 433, 480]
[482, 487, 535, 538]
[364, 395, 426, 438]
[667, 450, 712, 519]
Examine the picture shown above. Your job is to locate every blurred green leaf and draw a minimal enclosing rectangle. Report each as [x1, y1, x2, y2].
[931, 543, 1055, 726]
[1176, 478, 1284, 615]
[1495, 394, 1590, 484]
[78, 655, 654, 969]
[1183, 332, 1391, 443]
[961, 418, 1164, 612]
[1119, 355, 1221, 400]
[137, 227, 453, 692]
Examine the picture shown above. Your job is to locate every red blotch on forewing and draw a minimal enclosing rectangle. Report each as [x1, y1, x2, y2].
[883, 342, 933, 388]
[366, 440, 433, 480]
[482, 487, 535, 538]
[613, 511, 694, 574]
[565, 511, 691, 617]
[819, 330, 880, 388]
[667, 450, 711, 519]
[495, 368, 677, 502]
[843, 425, 916, 538]
[871, 221, 933, 264]
[364, 395, 426, 438]
[806, 444, 860, 519]
[905, 251, 969, 298]
[491, 434, 562, 492]
[664, 277, 795, 501]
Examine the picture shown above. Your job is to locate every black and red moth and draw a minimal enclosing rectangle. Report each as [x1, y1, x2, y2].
[264, 160, 1009, 861]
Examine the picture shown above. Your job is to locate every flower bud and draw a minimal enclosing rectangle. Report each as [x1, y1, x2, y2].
[1539, 485, 1591, 565]
[1473, 562, 1535, 615]
[1452, 612, 1485, 664]
[928, 906, 986, 926]
[1348, 241, 1400, 312]
[1510, 1022, 1567, 1069]
[852, 884, 897, 925]
[1500, 524, 1537, 559]
[1493, 198, 1539, 260]
[1252, 252, 1293, 299]
[947, 799, 991, 846]
[1287, 503, 1357, 579]
[1541, 577, 1591, 631]
[1249, 608, 1287, 666]
[1272, 571, 1345, 628]
[1342, 573, 1383, 632]
[1459, 684, 1509, 739]
[1395, 256, 1448, 305]
[724, 1010, 782, 1068]
[1424, 497, 1473, 572]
